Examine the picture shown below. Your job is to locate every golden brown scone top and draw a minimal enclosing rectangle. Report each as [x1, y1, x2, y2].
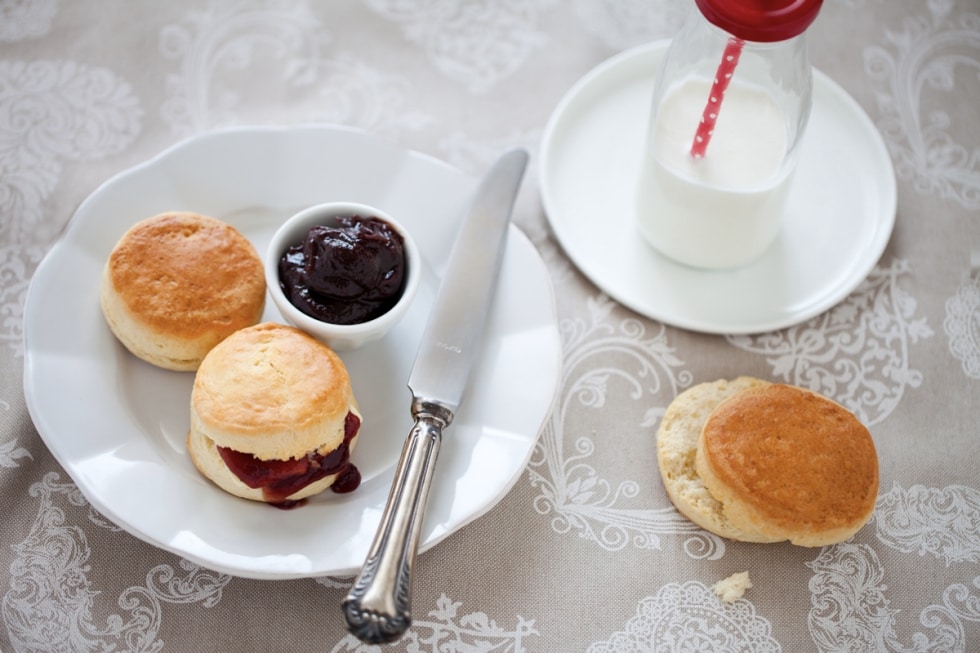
[105, 211, 265, 341]
[191, 322, 356, 460]
[697, 383, 879, 546]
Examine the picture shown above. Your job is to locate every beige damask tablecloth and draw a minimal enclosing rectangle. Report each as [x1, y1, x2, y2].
[2, 0, 979, 651]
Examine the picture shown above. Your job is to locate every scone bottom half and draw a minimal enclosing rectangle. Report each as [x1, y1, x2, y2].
[188, 323, 363, 509]
[657, 378, 879, 547]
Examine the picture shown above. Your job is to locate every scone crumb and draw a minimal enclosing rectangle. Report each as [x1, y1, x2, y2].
[713, 571, 752, 603]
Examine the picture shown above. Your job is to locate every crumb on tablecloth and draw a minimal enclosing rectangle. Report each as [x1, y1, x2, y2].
[713, 571, 752, 603]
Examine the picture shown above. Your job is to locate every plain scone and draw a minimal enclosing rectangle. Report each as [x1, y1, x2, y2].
[100, 211, 266, 371]
[187, 322, 362, 504]
[657, 377, 879, 547]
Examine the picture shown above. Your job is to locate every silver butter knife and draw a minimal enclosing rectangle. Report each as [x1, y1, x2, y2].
[342, 147, 530, 644]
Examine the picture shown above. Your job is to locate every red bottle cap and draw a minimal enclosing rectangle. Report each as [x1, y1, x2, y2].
[694, 0, 823, 42]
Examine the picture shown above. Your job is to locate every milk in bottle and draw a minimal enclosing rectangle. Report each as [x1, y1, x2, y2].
[635, 0, 823, 270]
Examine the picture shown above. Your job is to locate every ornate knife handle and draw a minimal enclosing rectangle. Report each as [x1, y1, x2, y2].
[342, 400, 451, 644]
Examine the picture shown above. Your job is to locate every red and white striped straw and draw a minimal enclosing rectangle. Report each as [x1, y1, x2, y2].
[690, 37, 744, 159]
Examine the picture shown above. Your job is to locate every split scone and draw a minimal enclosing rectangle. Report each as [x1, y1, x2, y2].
[100, 211, 265, 371]
[657, 377, 878, 547]
[187, 322, 362, 507]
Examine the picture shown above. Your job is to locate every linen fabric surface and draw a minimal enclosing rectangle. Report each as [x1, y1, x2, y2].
[2, 1, 979, 651]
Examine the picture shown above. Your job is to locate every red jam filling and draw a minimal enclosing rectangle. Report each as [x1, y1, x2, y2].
[218, 411, 361, 509]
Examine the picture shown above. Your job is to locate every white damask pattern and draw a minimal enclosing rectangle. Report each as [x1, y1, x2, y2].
[2, 472, 231, 652]
[4, 475, 540, 652]
[0, 57, 142, 363]
[0, 398, 31, 469]
[0, 439, 31, 469]
[0, 440, 31, 468]
[587, 581, 780, 653]
[0, 244, 42, 356]
[308, 52, 432, 133]
[3, 490, 539, 653]
[363, 0, 556, 94]
[944, 264, 980, 380]
[726, 258, 933, 426]
[570, 0, 686, 49]
[863, 4, 980, 210]
[159, 0, 327, 134]
[0, 59, 142, 245]
[0, 0, 58, 42]
[528, 294, 726, 559]
[874, 483, 980, 567]
[329, 594, 538, 652]
[159, 0, 430, 135]
[807, 543, 980, 652]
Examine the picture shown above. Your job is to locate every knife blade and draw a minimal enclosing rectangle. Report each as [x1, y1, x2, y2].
[342, 147, 529, 645]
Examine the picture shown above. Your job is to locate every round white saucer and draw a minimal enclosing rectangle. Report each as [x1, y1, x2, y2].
[539, 41, 896, 334]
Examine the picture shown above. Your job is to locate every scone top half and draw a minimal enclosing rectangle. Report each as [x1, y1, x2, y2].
[696, 383, 879, 547]
[190, 322, 360, 461]
[656, 377, 777, 543]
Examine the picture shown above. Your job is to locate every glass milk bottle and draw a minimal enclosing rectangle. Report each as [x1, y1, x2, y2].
[636, 0, 823, 269]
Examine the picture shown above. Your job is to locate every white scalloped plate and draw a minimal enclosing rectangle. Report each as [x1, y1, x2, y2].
[24, 125, 561, 579]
